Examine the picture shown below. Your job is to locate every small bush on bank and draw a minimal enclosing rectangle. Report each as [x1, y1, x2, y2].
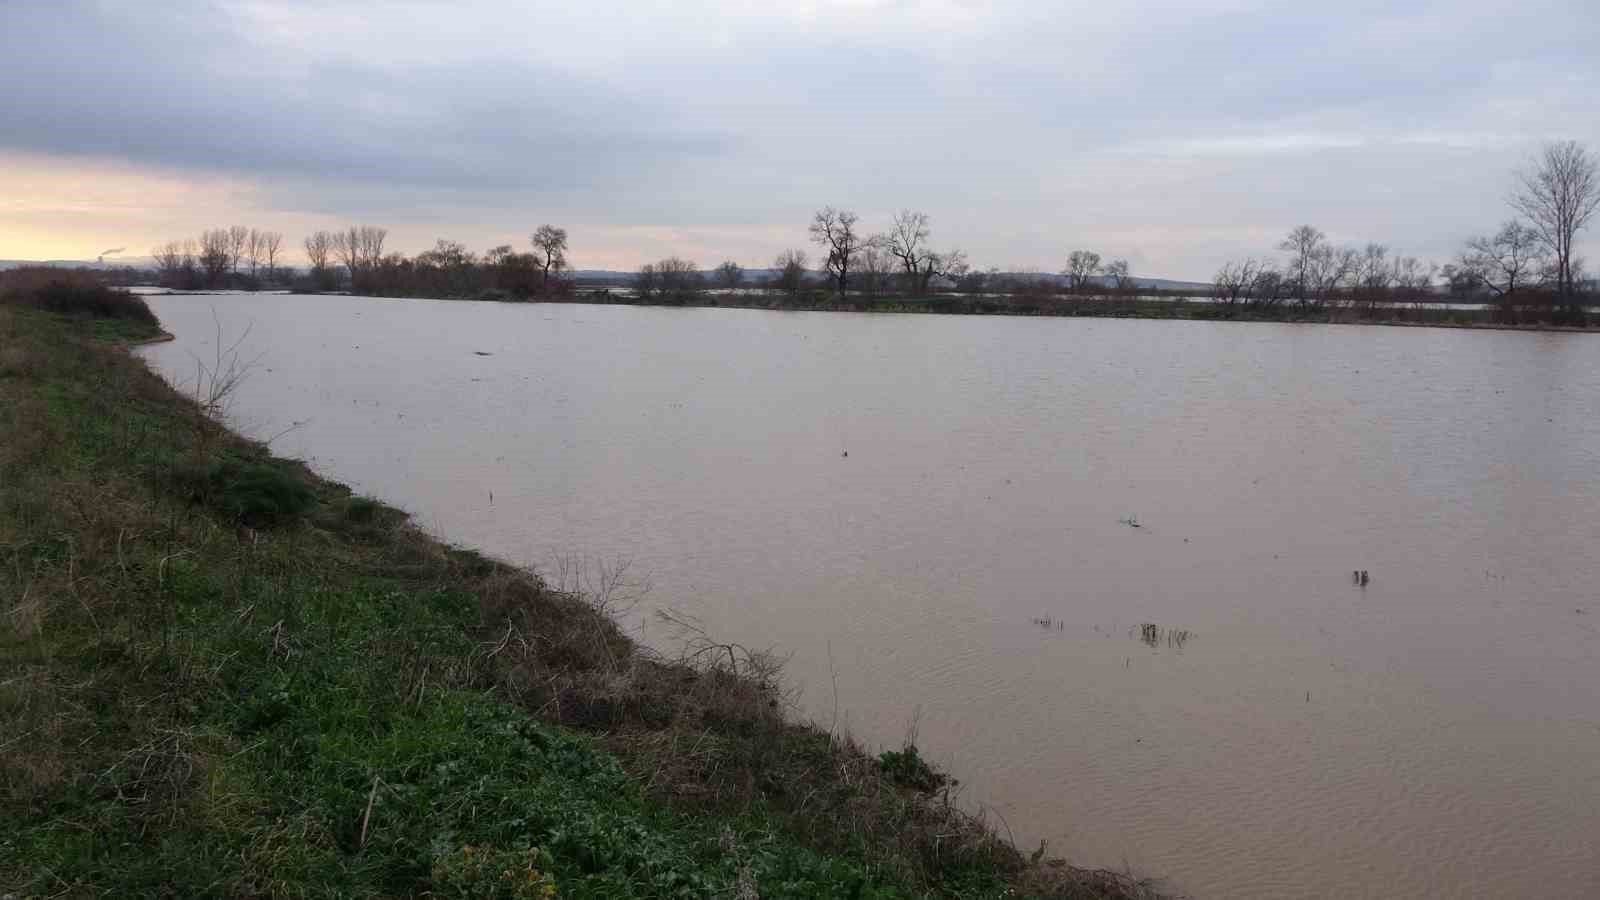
[344, 495, 384, 523]
[0, 274, 158, 326]
[172, 456, 317, 526]
[877, 744, 950, 794]
[321, 493, 411, 542]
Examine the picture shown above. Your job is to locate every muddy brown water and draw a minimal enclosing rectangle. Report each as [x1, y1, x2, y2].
[139, 294, 1600, 899]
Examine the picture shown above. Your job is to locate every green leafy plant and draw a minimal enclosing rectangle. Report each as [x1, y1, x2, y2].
[877, 744, 948, 795]
[172, 457, 316, 526]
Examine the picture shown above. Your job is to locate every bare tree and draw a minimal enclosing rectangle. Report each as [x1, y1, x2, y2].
[304, 231, 333, 284]
[245, 228, 262, 279]
[1440, 262, 1482, 298]
[1104, 258, 1135, 294]
[1214, 259, 1260, 306]
[940, 250, 970, 284]
[773, 249, 808, 297]
[809, 207, 863, 299]
[635, 262, 658, 299]
[227, 225, 250, 275]
[1249, 266, 1288, 309]
[857, 238, 896, 295]
[415, 239, 478, 295]
[886, 210, 930, 290]
[1356, 243, 1392, 293]
[198, 229, 232, 286]
[151, 241, 186, 284]
[330, 226, 387, 288]
[908, 248, 966, 295]
[531, 225, 568, 288]
[357, 226, 387, 272]
[259, 231, 283, 281]
[1308, 244, 1359, 308]
[331, 228, 359, 284]
[1278, 224, 1326, 304]
[1462, 220, 1545, 302]
[714, 260, 744, 291]
[481, 244, 536, 294]
[1391, 256, 1437, 307]
[1352, 242, 1392, 314]
[1062, 250, 1102, 294]
[637, 257, 702, 303]
[416, 238, 472, 270]
[1510, 140, 1599, 308]
[884, 210, 963, 295]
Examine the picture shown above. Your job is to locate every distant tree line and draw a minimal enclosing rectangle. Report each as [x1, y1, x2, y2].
[634, 208, 978, 304]
[659, 141, 1593, 325]
[1212, 140, 1599, 324]
[151, 226, 284, 290]
[628, 205, 1165, 310]
[150, 225, 572, 299]
[129, 141, 1597, 324]
[1210, 227, 1440, 317]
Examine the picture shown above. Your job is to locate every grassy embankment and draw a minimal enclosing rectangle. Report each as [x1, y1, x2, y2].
[0, 277, 1169, 898]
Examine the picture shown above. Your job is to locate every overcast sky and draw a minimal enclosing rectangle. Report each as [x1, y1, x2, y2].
[2, 0, 1597, 279]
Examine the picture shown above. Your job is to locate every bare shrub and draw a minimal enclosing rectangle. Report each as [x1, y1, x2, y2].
[185, 311, 258, 461]
[549, 554, 649, 621]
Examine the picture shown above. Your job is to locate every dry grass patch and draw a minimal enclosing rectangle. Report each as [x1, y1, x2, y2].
[0, 668, 72, 805]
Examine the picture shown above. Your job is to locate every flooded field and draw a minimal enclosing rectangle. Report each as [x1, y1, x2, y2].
[140, 293, 1600, 899]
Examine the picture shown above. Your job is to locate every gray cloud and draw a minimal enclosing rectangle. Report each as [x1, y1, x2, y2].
[1, 4, 731, 191]
[2, 0, 1597, 277]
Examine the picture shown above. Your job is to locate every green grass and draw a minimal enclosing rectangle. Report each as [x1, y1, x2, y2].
[4, 567, 891, 897]
[170, 455, 319, 526]
[0, 304, 1169, 899]
[82, 314, 167, 343]
[0, 270, 162, 337]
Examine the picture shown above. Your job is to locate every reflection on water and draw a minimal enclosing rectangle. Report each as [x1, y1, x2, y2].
[140, 294, 1600, 899]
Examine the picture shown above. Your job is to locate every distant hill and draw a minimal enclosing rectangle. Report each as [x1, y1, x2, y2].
[0, 258, 155, 271]
[993, 272, 1211, 292]
[569, 269, 642, 283]
[1127, 276, 1213, 292]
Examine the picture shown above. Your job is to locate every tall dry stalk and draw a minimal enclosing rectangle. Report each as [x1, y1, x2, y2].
[186, 309, 257, 462]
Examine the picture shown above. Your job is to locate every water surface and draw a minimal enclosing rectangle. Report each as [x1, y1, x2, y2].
[140, 294, 1600, 899]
